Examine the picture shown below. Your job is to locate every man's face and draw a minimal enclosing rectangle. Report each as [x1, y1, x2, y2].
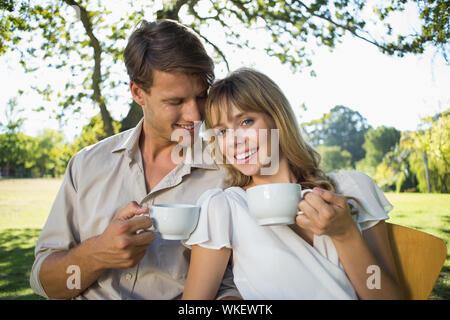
[131, 70, 208, 146]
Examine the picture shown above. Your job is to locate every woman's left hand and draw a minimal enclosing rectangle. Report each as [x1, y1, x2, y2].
[296, 187, 358, 241]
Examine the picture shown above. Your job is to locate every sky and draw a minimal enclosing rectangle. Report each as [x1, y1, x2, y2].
[0, 1, 449, 142]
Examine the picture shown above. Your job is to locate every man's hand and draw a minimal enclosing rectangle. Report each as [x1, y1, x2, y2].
[38, 201, 155, 299]
[92, 201, 156, 270]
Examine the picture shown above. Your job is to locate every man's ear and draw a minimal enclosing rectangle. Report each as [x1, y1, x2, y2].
[130, 82, 145, 106]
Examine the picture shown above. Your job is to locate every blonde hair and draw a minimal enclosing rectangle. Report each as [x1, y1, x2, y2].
[205, 67, 336, 192]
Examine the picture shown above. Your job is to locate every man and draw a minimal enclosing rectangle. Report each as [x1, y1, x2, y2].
[29, 19, 240, 300]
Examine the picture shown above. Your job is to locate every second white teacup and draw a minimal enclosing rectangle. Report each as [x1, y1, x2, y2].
[246, 183, 313, 226]
[148, 204, 200, 240]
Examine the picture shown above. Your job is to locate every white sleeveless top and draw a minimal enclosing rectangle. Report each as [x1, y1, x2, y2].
[184, 170, 393, 300]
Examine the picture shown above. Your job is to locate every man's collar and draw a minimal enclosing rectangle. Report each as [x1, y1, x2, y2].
[190, 162, 219, 170]
[111, 118, 144, 155]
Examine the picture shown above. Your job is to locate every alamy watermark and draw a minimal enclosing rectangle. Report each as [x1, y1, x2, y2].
[66, 265, 81, 290]
[170, 122, 280, 175]
[366, 265, 381, 290]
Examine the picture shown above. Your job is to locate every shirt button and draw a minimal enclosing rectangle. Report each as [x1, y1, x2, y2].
[125, 273, 133, 281]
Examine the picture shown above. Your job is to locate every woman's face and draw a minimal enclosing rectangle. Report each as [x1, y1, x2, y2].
[210, 103, 277, 177]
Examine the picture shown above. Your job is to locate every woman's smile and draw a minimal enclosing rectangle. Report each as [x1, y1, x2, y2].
[235, 147, 259, 164]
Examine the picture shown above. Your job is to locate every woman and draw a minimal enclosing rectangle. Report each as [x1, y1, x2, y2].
[182, 68, 404, 299]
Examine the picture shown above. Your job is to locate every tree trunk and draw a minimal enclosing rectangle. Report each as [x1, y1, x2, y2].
[120, 101, 143, 132]
[99, 101, 114, 137]
[422, 151, 431, 193]
[65, 0, 115, 137]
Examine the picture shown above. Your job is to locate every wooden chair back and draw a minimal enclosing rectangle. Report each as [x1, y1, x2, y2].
[386, 222, 447, 299]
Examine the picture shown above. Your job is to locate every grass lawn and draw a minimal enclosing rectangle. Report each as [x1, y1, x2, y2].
[0, 178, 448, 300]
[0, 178, 62, 300]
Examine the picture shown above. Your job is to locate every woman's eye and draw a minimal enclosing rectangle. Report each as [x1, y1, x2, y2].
[216, 128, 227, 136]
[241, 118, 254, 126]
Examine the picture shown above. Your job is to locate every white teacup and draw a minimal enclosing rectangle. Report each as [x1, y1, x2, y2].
[148, 204, 200, 240]
[246, 183, 313, 226]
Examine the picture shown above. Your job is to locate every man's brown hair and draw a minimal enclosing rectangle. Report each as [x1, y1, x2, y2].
[124, 19, 214, 92]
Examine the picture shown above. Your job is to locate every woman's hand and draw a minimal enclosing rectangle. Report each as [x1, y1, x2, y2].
[296, 187, 405, 299]
[296, 187, 358, 241]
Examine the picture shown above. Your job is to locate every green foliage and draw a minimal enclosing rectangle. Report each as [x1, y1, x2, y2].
[372, 146, 415, 192]
[0, 132, 36, 177]
[302, 108, 440, 196]
[356, 126, 401, 179]
[427, 113, 450, 192]
[374, 159, 397, 192]
[186, 0, 450, 71]
[407, 151, 429, 193]
[71, 113, 120, 153]
[303, 105, 369, 165]
[316, 145, 352, 173]
[400, 110, 449, 193]
[0, 129, 70, 178]
[369, 110, 449, 193]
[0, 112, 121, 178]
[362, 126, 401, 167]
[0, 98, 25, 134]
[31, 129, 66, 177]
[355, 158, 376, 178]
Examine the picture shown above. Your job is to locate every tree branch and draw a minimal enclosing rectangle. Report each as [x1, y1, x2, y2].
[187, 1, 230, 71]
[293, 0, 393, 53]
[191, 24, 230, 72]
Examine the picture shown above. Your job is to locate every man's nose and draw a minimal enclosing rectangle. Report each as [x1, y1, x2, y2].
[183, 99, 202, 122]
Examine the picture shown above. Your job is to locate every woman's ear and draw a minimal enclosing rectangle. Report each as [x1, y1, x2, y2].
[130, 82, 145, 106]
